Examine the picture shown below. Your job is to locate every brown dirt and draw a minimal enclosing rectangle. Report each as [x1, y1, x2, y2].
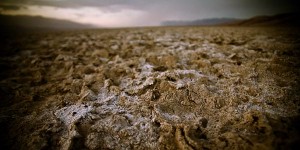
[0, 27, 300, 150]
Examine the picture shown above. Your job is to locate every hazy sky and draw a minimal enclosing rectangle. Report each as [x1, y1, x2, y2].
[0, 0, 298, 27]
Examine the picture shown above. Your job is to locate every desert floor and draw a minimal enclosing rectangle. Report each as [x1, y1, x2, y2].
[0, 27, 300, 149]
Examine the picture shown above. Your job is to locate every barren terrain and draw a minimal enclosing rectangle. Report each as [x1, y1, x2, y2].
[0, 27, 300, 149]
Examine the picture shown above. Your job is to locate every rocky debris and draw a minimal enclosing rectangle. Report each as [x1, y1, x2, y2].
[0, 27, 300, 149]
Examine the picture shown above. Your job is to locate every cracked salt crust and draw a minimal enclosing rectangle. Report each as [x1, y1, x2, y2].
[2, 27, 299, 149]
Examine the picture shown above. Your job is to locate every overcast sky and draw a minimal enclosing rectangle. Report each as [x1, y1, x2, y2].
[0, 0, 298, 27]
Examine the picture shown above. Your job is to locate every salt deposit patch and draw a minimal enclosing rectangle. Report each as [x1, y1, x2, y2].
[54, 104, 92, 125]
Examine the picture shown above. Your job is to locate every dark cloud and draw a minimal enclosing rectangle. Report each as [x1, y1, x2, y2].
[0, 4, 25, 11]
[0, 0, 147, 8]
[0, 0, 299, 26]
[3, 0, 298, 9]
[1, 0, 298, 14]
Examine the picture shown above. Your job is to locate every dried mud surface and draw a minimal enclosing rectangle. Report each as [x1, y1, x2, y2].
[0, 27, 300, 150]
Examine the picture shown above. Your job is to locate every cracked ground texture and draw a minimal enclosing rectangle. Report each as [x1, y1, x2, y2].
[0, 27, 300, 150]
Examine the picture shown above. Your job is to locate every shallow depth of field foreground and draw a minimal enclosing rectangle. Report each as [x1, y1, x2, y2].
[0, 27, 300, 149]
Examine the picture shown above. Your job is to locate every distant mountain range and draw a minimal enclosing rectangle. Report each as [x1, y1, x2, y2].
[162, 18, 241, 26]
[224, 13, 300, 26]
[161, 13, 300, 27]
[0, 12, 299, 33]
[0, 14, 96, 32]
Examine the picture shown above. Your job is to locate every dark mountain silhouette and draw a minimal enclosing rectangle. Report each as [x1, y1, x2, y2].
[161, 18, 241, 26]
[224, 13, 300, 26]
[161, 13, 300, 27]
[0, 14, 97, 32]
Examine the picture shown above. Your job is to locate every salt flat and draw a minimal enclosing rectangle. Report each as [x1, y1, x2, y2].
[0, 27, 299, 149]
